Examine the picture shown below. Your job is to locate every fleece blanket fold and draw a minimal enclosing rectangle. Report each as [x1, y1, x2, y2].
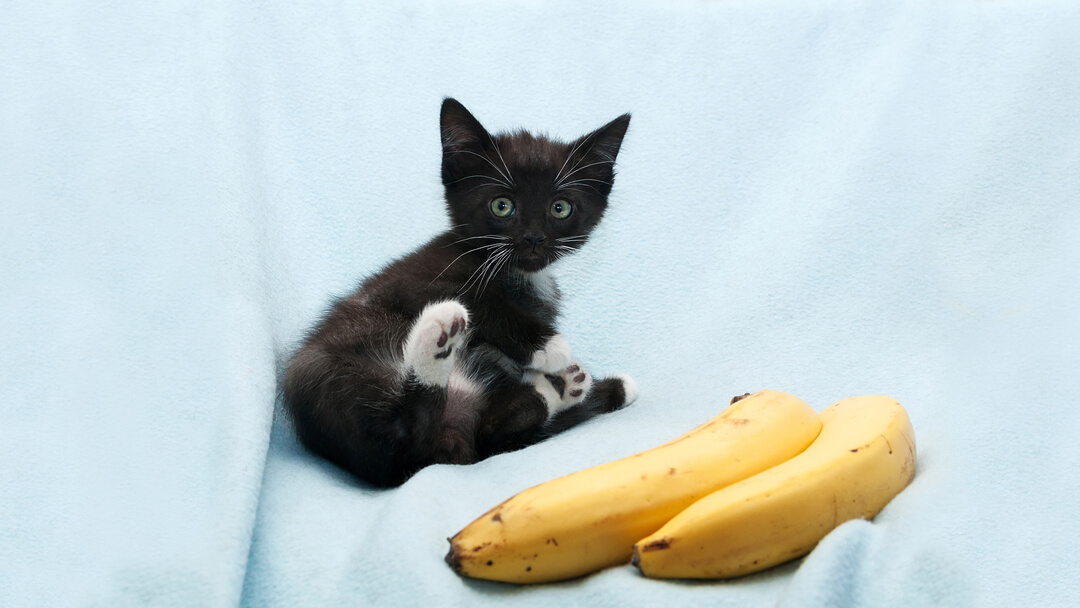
[2, 1, 1078, 606]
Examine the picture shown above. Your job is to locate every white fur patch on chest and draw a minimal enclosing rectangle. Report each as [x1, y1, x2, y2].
[523, 269, 559, 305]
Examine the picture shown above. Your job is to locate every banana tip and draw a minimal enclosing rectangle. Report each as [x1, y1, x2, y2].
[445, 540, 463, 574]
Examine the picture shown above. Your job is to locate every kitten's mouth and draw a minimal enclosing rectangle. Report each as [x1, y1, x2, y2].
[517, 252, 549, 272]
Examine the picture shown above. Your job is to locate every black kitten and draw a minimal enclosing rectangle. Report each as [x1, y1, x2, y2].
[283, 99, 637, 487]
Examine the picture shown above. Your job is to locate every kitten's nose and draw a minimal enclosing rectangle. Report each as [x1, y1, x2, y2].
[524, 234, 546, 250]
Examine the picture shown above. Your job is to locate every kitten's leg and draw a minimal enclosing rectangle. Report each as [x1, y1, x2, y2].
[432, 370, 484, 465]
[474, 380, 551, 458]
[476, 365, 637, 458]
[403, 300, 469, 386]
[286, 300, 480, 487]
[401, 300, 486, 466]
[284, 345, 448, 488]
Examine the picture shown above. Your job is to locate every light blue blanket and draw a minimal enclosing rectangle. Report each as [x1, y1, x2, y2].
[3, 1, 1078, 606]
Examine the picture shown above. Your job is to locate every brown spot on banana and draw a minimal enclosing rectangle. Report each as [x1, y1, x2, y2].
[639, 538, 671, 552]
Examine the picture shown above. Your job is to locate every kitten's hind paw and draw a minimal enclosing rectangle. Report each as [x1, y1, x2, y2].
[528, 361, 592, 416]
[557, 362, 593, 408]
[404, 300, 469, 386]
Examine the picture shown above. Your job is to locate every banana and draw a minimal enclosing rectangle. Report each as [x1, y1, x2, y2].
[632, 395, 916, 579]
[446, 389, 822, 583]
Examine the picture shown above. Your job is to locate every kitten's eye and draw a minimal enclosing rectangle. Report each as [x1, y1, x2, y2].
[551, 200, 572, 220]
[490, 197, 515, 218]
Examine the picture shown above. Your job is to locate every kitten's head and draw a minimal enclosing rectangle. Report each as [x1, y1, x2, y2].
[440, 98, 630, 273]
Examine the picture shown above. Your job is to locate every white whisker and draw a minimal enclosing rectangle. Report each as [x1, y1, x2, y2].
[449, 150, 513, 187]
[472, 251, 502, 293]
[557, 178, 611, 194]
[460, 245, 510, 296]
[461, 244, 502, 287]
[477, 249, 512, 297]
[463, 181, 509, 195]
[458, 255, 493, 295]
[444, 234, 511, 247]
[557, 186, 591, 197]
[429, 242, 508, 286]
[555, 139, 598, 188]
[487, 134, 515, 186]
[556, 159, 615, 186]
[446, 174, 509, 187]
[558, 182, 599, 193]
[561, 178, 612, 186]
[554, 137, 591, 186]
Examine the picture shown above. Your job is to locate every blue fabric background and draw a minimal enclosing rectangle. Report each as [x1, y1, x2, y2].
[2, 1, 1078, 606]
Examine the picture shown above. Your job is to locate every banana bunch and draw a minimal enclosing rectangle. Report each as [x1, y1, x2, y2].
[446, 390, 821, 583]
[446, 391, 916, 582]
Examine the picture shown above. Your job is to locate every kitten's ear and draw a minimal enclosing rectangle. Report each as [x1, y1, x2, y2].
[440, 98, 490, 154]
[441, 98, 496, 187]
[562, 114, 631, 196]
[579, 113, 631, 164]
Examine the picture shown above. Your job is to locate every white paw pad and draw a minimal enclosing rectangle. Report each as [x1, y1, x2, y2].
[404, 300, 469, 386]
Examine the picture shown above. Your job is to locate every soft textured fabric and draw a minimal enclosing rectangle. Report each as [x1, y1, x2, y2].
[2, 1, 1078, 606]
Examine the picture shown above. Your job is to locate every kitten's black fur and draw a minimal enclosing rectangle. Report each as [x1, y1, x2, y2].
[283, 99, 634, 487]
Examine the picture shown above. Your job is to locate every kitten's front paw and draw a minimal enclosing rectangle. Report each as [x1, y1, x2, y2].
[404, 300, 469, 386]
[527, 333, 573, 375]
